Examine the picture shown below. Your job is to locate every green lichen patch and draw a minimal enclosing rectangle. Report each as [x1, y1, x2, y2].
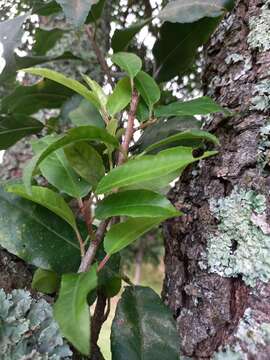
[247, 0, 270, 52]
[206, 189, 270, 287]
[213, 308, 270, 359]
[250, 80, 270, 111]
[0, 288, 72, 359]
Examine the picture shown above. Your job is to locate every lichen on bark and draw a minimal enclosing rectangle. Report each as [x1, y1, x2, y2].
[247, 0, 270, 52]
[206, 188, 270, 287]
[162, 0, 270, 358]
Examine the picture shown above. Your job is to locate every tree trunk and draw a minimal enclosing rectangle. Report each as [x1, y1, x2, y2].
[163, 0, 270, 358]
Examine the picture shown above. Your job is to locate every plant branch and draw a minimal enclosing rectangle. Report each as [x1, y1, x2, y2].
[85, 25, 114, 87]
[78, 197, 96, 241]
[75, 228, 85, 257]
[118, 90, 140, 165]
[90, 292, 107, 360]
[78, 219, 110, 273]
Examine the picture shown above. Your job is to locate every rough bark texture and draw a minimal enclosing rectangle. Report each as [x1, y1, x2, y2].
[163, 1, 270, 359]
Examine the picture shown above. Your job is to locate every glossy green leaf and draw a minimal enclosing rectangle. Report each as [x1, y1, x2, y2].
[86, 0, 106, 23]
[54, 265, 98, 355]
[136, 100, 150, 122]
[132, 116, 200, 154]
[23, 126, 118, 193]
[64, 142, 105, 188]
[0, 114, 43, 150]
[32, 136, 91, 198]
[111, 286, 179, 360]
[107, 77, 132, 116]
[124, 169, 183, 194]
[32, 28, 65, 55]
[111, 19, 151, 52]
[69, 99, 105, 128]
[155, 96, 229, 117]
[153, 18, 220, 82]
[82, 75, 108, 110]
[32, 1, 62, 15]
[96, 190, 180, 219]
[104, 217, 163, 255]
[6, 184, 77, 230]
[32, 268, 60, 294]
[22, 68, 99, 108]
[134, 71, 160, 110]
[1, 79, 74, 115]
[55, 0, 99, 26]
[144, 130, 219, 153]
[0, 186, 80, 273]
[158, 0, 226, 24]
[96, 146, 216, 194]
[112, 52, 142, 79]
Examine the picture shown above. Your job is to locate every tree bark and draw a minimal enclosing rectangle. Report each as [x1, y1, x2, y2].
[163, 0, 270, 358]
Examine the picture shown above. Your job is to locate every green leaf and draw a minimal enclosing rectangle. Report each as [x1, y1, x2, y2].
[32, 1, 62, 16]
[32, 268, 60, 294]
[111, 286, 179, 360]
[1, 79, 74, 115]
[96, 190, 180, 219]
[124, 169, 182, 194]
[55, 0, 99, 27]
[86, 0, 106, 23]
[111, 19, 151, 52]
[136, 100, 150, 122]
[132, 116, 200, 154]
[96, 146, 216, 194]
[6, 184, 77, 230]
[153, 18, 221, 82]
[69, 99, 105, 128]
[32, 136, 91, 198]
[82, 75, 108, 110]
[158, 0, 226, 24]
[0, 14, 29, 80]
[22, 68, 99, 108]
[32, 28, 65, 55]
[0, 186, 81, 273]
[54, 265, 98, 355]
[112, 52, 142, 79]
[0, 114, 43, 150]
[155, 96, 229, 117]
[64, 142, 105, 188]
[134, 71, 160, 110]
[107, 77, 132, 116]
[104, 217, 163, 255]
[23, 126, 118, 194]
[144, 129, 219, 154]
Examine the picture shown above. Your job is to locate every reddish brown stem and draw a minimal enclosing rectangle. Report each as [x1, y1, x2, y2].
[97, 254, 111, 272]
[118, 90, 140, 165]
[75, 228, 85, 257]
[85, 25, 114, 88]
[78, 219, 110, 273]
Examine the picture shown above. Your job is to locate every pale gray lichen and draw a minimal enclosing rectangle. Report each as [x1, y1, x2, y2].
[258, 121, 270, 169]
[213, 308, 270, 359]
[224, 54, 252, 80]
[247, 0, 270, 52]
[0, 288, 72, 360]
[250, 80, 270, 111]
[206, 189, 270, 287]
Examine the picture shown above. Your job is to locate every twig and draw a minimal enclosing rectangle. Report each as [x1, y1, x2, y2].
[75, 228, 85, 257]
[78, 197, 96, 241]
[90, 292, 107, 360]
[97, 254, 111, 272]
[118, 90, 140, 165]
[78, 219, 110, 273]
[85, 25, 114, 87]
